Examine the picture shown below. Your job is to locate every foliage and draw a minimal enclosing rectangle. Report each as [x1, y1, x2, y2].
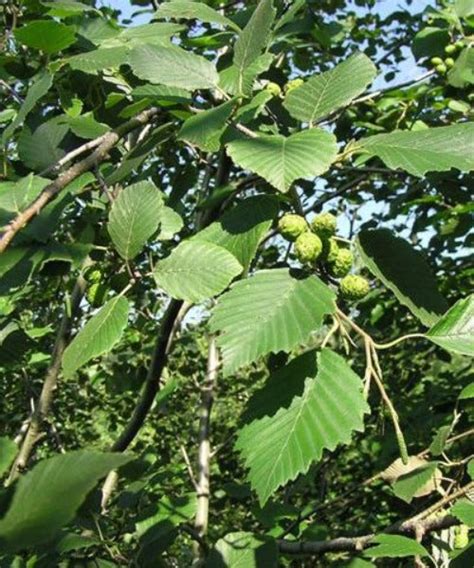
[0, 0, 473, 567]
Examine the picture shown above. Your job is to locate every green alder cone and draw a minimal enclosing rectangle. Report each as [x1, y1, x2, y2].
[278, 214, 308, 241]
[86, 282, 108, 307]
[454, 524, 469, 549]
[455, 40, 464, 50]
[265, 81, 281, 97]
[330, 248, 353, 278]
[444, 44, 456, 55]
[339, 274, 370, 300]
[445, 57, 455, 68]
[436, 63, 447, 74]
[311, 212, 337, 239]
[284, 77, 304, 93]
[431, 57, 443, 66]
[294, 232, 323, 264]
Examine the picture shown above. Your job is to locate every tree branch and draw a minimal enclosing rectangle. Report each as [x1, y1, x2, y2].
[193, 338, 219, 560]
[0, 107, 161, 254]
[7, 270, 88, 484]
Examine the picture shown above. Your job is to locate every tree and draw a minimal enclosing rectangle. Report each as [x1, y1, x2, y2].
[0, 0, 473, 566]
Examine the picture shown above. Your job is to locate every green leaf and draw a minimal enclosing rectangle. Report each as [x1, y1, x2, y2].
[357, 124, 474, 177]
[2, 72, 53, 143]
[116, 22, 184, 46]
[210, 269, 336, 375]
[154, 241, 243, 303]
[178, 100, 236, 152]
[392, 462, 440, 503]
[67, 46, 130, 74]
[430, 425, 452, 456]
[455, 0, 474, 17]
[448, 47, 474, 88]
[283, 52, 377, 123]
[194, 195, 278, 270]
[459, 383, 474, 400]
[108, 181, 164, 260]
[233, 0, 276, 95]
[157, 207, 183, 241]
[357, 229, 448, 326]
[0, 174, 46, 227]
[426, 296, 474, 356]
[14, 20, 76, 54]
[220, 53, 274, 97]
[62, 296, 130, 377]
[207, 532, 278, 567]
[154, 1, 241, 32]
[412, 27, 449, 60]
[365, 535, 429, 558]
[0, 450, 132, 552]
[0, 437, 16, 477]
[129, 44, 219, 90]
[236, 349, 368, 505]
[451, 500, 474, 528]
[65, 113, 110, 139]
[226, 129, 338, 193]
[42, 1, 97, 17]
[18, 118, 69, 172]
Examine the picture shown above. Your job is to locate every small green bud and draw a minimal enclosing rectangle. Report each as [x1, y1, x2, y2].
[445, 57, 455, 68]
[455, 40, 464, 50]
[278, 214, 308, 241]
[86, 282, 108, 307]
[340, 275, 370, 300]
[265, 81, 282, 97]
[284, 78, 304, 94]
[311, 212, 337, 239]
[444, 44, 456, 55]
[294, 232, 323, 264]
[430, 56, 443, 66]
[330, 248, 353, 278]
[436, 63, 447, 74]
[454, 524, 469, 549]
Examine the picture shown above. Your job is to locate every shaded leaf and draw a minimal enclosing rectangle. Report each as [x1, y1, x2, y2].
[0, 451, 132, 552]
[108, 181, 164, 260]
[154, 241, 243, 303]
[357, 229, 448, 326]
[18, 119, 69, 172]
[129, 44, 219, 90]
[154, 1, 240, 32]
[14, 20, 76, 54]
[194, 195, 279, 269]
[459, 383, 474, 400]
[427, 296, 474, 356]
[207, 532, 278, 567]
[62, 296, 130, 377]
[67, 46, 130, 74]
[178, 100, 236, 152]
[220, 53, 274, 97]
[233, 0, 276, 95]
[236, 349, 368, 505]
[226, 129, 338, 193]
[412, 27, 449, 60]
[0, 438, 17, 478]
[210, 269, 336, 375]
[283, 52, 377, 123]
[358, 124, 474, 177]
[392, 462, 441, 503]
[451, 500, 474, 528]
[365, 535, 429, 558]
[448, 47, 474, 88]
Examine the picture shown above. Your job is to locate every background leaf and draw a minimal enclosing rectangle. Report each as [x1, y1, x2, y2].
[365, 535, 428, 558]
[108, 181, 164, 260]
[210, 269, 336, 375]
[283, 52, 377, 123]
[129, 44, 219, 90]
[62, 296, 130, 377]
[357, 229, 448, 326]
[426, 296, 474, 356]
[154, 241, 243, 303]
[154, 1, 240, 32]
[14, 21, 76, 54]
[0, 437, 17, 477]
[0, 450, 132, 552]
[207, 532, 277, 567]
[358, 124, 474, 177]
[236, 349, 368, 504]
